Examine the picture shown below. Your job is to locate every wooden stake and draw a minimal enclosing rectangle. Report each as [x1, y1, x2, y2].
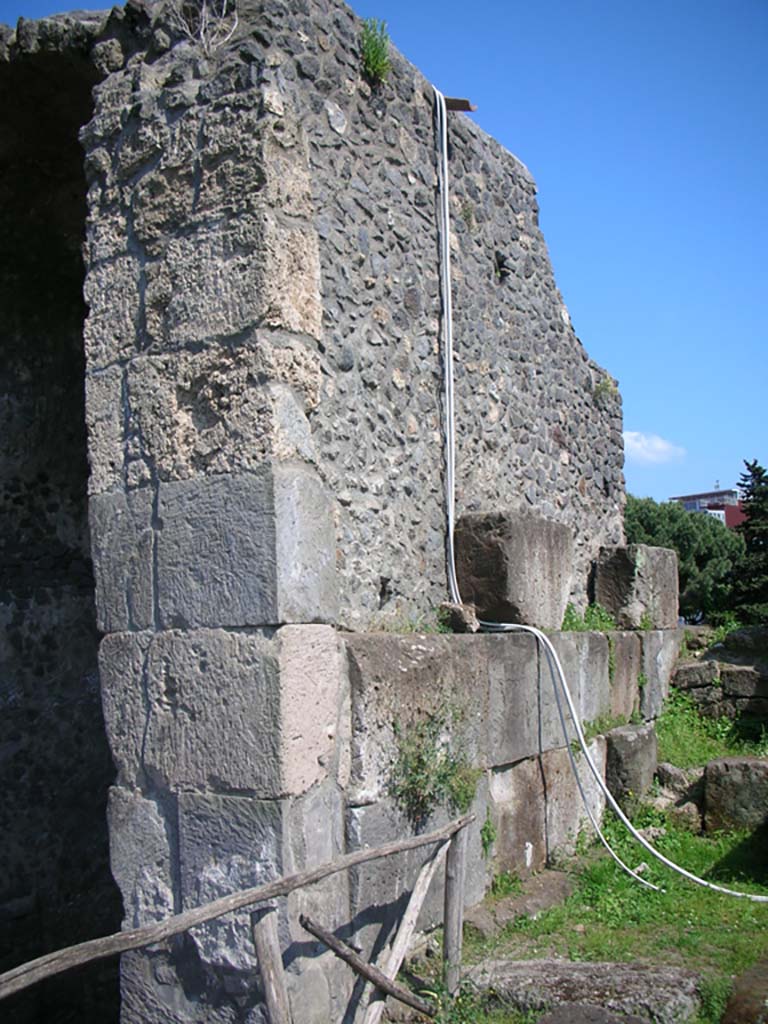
[251, 907, 292, 1024]
[0, 814, 473, 1002]
[442, 825, 469, 995]
[299, 915, 435, 1019]
[361, 840, 449, 1024]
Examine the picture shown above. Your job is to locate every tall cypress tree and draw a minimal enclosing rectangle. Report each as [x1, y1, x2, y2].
[731, 459, 768, 624]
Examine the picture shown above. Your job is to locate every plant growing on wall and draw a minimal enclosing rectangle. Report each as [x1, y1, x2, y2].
[360, 18, 391, 85]
[390, 707, 478, 829]
[167, 0, 239, 56]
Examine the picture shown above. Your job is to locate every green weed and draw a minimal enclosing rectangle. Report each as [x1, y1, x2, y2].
[360, 17, 391, 85]
[490, 871, 522, 900]
[390, 708, 478, 828]
[561, 603, 618, 632]
[481, 810, 497, 858]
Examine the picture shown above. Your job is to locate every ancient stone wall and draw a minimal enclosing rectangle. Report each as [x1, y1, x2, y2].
[1, 1, 627, 1021]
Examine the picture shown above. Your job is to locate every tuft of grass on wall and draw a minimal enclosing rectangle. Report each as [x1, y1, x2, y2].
[360, 17, 391, 85]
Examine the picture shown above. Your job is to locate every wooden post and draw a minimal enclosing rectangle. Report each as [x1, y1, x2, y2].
[442, 825, 468, 995]
[251, 907, 292, 1024]
[361, 840, 449, 1024]
[300, 915, 435, 1019]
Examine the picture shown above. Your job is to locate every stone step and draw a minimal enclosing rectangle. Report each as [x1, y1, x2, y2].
[466, 959, 702, 1024]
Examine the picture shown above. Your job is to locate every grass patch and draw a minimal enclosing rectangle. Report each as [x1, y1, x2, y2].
[562, 603, 618, 632]
[459, 808, 768, 1024]
[657, 688, 768, 768]
[360, 17, 391, 85]
[490, 871, 523, 900]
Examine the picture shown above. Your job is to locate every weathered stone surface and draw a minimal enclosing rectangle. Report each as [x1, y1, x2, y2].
[179, 792, 285, 971]
[345, 631, 540, 803]
[89, 486, 154, 632]
[704, 757, 768, 832]
[455, 512, 575, 630]
[605, 723, 657, 807]
[538, 1005, 647, 1024]
[101, 626, 345, 799]
[594, 545, 679, 629]
[673, 659, 720, 690]
[156, 467, 338, 629]
[721, 955, 768, 1024]
[542, 739, 607, 862]
[720, 664, 768, 698]
[465, 870, 573, 940]
[108, 787, 175, 931]
[608, 631, 642, 720]
[640, 629, 683, 720]
[548, 631, 611, 733]
[467, 959, 701, 1024]
[488, 758, 547, 876]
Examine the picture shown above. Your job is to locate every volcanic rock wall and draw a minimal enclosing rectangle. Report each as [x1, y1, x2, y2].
[0, 1, 627, 1021]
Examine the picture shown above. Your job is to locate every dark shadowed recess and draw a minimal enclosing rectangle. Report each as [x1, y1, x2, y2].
[0, 49, 122, 1024]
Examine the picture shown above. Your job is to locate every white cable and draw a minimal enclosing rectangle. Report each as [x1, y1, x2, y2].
[432, 87, 768, 904]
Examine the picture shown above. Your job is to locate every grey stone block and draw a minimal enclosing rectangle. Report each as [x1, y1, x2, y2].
[178, 792, 285, 970]
[605, 723, 657, 807]
[101, 626, 346, 799]
[157, 468, 338, 629]
[456, 512, 574, 630]
[674, 659, 720, 690]
[720, 665, 768, 699]
[541, 739, 606, 862]
[345, 632, 541, 806]
[89, 487, 154, 632]
[704, 757, 768, 832]
[608, 631, 641, 720]
[467, 959, 701, 1024]
[593, 544, 679, 629]
[107, 787, 175, 931]
[545, 633, 611, 747]
[640, 629, 683, 720]
[488, 757, 547, 876]
[485, 632, 541, 764]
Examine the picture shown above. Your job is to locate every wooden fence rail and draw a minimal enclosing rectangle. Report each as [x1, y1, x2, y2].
[0, 813, 474, 1017]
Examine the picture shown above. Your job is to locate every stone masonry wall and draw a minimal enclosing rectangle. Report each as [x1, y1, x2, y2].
[1, 1, 627, 1021]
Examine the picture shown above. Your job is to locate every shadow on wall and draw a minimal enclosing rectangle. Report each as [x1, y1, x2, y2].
[0, 51, 122, 1024]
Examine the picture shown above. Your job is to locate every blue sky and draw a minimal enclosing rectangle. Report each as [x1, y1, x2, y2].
[3, 0, 766, 502]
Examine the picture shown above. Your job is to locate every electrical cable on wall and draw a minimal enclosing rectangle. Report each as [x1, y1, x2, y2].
[432, 86, 767, 905]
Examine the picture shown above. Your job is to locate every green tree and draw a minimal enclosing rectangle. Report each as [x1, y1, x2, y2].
[730, 459, 768, 624]
[625, 494, 745, 622]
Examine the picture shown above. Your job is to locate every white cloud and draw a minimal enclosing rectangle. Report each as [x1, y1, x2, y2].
[623, 431, 686, 465]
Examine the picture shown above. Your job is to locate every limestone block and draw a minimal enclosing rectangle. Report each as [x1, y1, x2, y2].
[593, 544, 678, 629]
[608, 631, 642, 720]
[346, 785, 489, 952]
[488, 758, 547, 876]
[107, 787, 174, 930]
[85, 365, 124, 495]
[704, 757, 768, 833]
[720, 665, 768, 699]
[89, 486, 154, 632]
[119, 948, 246, 1024]
[605, 723, 657, 808]
[100, 626, 344, 799]
[548, 632, 611, 738]
[82, 255, 142, 368]
[346, 631, 551, 810]
[541, 738, 606, 862]
[484, 632, 540, 765]
[156, 467, 338, 629]
[126, 344, 322, 483]
[640, 629, 683, 721]
[456, 512, 574, 630]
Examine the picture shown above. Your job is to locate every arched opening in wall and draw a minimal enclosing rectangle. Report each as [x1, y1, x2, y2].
[0, 51, 121, 1023]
